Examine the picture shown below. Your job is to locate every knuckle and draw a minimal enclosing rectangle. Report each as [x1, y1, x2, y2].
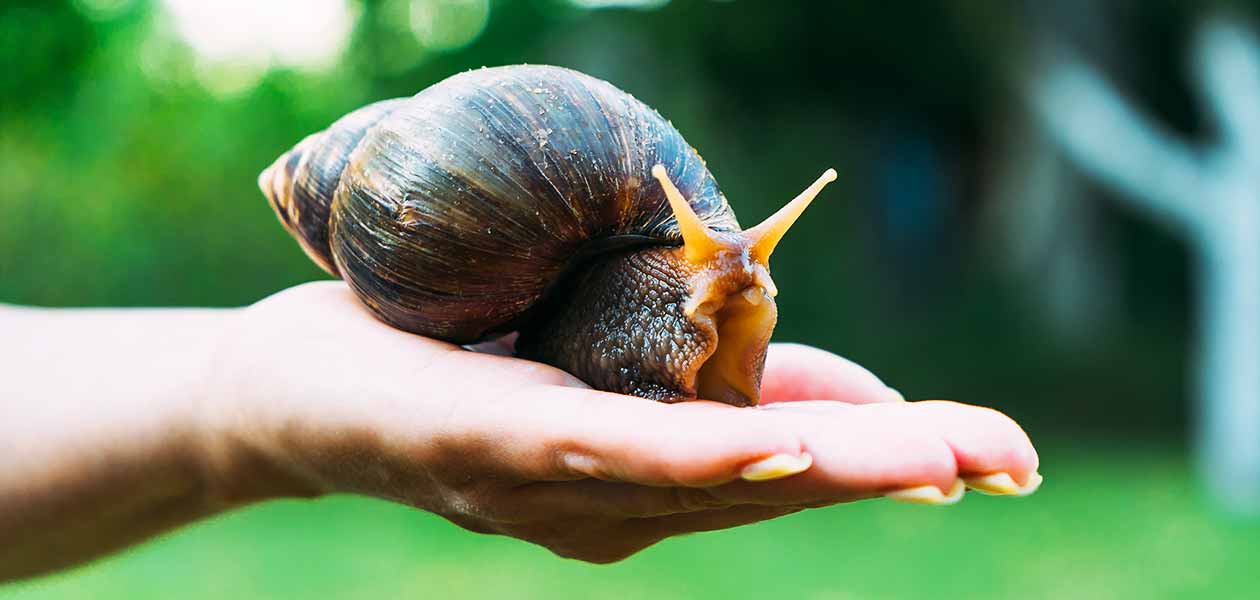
[553, 447, 609, 480]
[902, 436, 959, 482]
[444, 481, 516, 522]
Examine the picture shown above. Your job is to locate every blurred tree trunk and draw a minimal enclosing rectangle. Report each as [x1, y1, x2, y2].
[1030, 18, 1260, 514]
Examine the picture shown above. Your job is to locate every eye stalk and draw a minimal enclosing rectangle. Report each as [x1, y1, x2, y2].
[651, 164, 725, 264]
[744, 167, 838, 266]
[651, 163, 837, 267]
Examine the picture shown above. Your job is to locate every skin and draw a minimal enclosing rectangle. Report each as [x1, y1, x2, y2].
[0, 281, 1039, 582]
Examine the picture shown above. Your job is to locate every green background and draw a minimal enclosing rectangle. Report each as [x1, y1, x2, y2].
[2, 0, 1252, 597]
[8, 447, 1260, 599]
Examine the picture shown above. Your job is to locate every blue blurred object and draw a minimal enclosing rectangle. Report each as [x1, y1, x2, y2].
[1031, 17, 1260, 515]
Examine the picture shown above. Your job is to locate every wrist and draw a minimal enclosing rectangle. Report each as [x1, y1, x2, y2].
[195, 303, 330, 508]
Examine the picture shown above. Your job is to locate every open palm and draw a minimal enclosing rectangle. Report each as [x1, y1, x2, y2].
[212, 282, 1040, 563]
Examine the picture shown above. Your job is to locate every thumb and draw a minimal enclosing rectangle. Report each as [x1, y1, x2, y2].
[760, 343, 901, 405]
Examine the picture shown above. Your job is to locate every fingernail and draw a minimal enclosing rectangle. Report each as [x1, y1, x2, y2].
[963, 472, 1043, 496]
[963, 472, 1019, 495]
[1017, 472, 1043, 496]
[741, 453, 813, 481]
[886, 387, 907, 402]
[886, 478, 965, 505]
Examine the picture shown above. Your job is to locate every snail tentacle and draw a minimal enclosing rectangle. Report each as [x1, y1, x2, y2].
[746, 168, 838, 266]
[651, 164, 727, 266]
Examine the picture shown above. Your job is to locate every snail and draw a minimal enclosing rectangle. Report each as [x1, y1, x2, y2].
[259, 65, 835, 407]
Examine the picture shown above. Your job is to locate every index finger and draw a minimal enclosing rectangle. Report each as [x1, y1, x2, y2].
[491, 385, 808, 487]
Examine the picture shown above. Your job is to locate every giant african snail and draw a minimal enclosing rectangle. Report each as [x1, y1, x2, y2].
[259, 65, 836, 407]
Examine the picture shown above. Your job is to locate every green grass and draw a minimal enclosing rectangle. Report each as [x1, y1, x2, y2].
[4, 442, 1258, 600]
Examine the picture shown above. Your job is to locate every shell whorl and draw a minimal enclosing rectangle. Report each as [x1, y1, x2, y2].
[262, 65, 739, 344]
[259, 98, 407, 276]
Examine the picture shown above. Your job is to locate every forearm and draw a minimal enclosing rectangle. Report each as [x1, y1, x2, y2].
[0, 304, 236, 581]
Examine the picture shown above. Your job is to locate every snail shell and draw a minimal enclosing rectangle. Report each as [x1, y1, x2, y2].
[260, 65, 835, 406]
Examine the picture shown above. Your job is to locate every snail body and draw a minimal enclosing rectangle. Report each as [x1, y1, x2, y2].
[260, 65, 834, 406]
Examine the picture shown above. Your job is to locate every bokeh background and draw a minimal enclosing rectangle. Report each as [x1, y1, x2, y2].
[3, 0, 1260, 598]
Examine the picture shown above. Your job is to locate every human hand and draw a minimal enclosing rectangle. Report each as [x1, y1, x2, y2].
[204, 282, 1040, 563]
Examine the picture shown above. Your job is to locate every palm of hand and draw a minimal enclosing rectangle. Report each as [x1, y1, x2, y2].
[210, 282, 1039, 563]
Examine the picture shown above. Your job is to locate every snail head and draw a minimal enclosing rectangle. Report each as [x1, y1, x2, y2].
[648, 164, 837, 405]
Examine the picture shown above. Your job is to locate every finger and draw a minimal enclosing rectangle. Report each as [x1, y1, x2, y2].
[760, 343, 901, 405]
[894, 400, 1040, 485]
[700, 400, 1039, 506]
[784, 399, 1039, 484]
[483, 385, 807, 487]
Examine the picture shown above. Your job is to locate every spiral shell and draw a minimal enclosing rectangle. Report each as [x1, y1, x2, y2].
[261, 64, 837, 405]
[261, 65, 738, 343]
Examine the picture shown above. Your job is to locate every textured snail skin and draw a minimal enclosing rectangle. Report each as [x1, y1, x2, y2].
[260, 65, 802, 407]
[515, 246, 776, 406]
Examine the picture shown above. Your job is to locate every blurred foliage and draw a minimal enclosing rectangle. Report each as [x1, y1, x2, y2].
[0, 0, 1232, 439]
